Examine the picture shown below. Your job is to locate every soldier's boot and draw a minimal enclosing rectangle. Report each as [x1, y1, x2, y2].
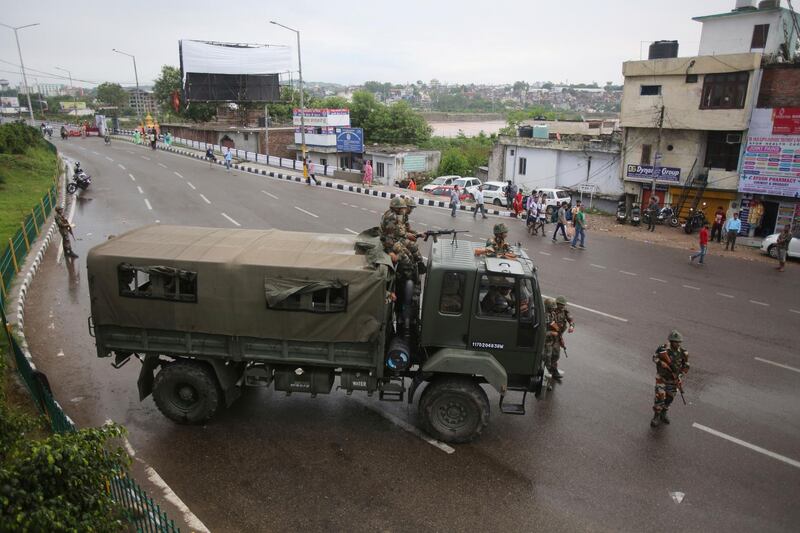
[551, 366, 563, 380]
[650, 412, 662, 427]
[416, 261, 427, 275]
[659, 410, 670, 424]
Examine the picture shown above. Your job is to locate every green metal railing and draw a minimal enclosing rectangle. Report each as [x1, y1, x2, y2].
[1, 171, 181, 532]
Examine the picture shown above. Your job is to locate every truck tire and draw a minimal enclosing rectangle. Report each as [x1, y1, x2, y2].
[152, 360, 220, 424]
[418, 376, 489, 444]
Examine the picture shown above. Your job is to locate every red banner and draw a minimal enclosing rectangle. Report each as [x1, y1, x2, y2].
[772, 107, 800, 135]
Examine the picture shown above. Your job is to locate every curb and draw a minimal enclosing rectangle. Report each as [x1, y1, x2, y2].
[113, 133, 514, 218]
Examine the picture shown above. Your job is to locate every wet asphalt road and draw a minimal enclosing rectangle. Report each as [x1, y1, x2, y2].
[21, 136, 800, 532]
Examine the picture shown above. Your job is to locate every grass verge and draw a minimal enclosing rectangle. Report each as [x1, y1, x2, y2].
[0, 145, 58, 246]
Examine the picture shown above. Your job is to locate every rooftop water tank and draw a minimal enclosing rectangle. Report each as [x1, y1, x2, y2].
[648, 40, 679, 60]
[533, 125, 549, 139]
[518, 125, 533, 138]
[734, 0, 757, 10]
[758, 0, 779, 9]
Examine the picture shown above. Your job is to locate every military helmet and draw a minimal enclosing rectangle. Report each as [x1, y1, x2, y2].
[556, 295, 567, 305]
[668, 330, 683, 342]
[493, 223, 508, 235]
[545, 298, 557, 310]
[390, 197, 405, 210]
[55, 206, 63, 213]
[404, 197, 417, 209]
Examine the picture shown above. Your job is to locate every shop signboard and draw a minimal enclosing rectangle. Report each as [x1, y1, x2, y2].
[772, 108, 800, 135]
[739, 136, 800, 198]
[335, 127, 364, 153]
[625, 164, 681, 182]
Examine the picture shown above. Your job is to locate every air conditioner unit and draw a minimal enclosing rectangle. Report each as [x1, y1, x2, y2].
[726, 133, 742, 144]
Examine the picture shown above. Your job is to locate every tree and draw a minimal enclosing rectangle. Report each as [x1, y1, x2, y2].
[152, 65, 216, 122]
[350, 92, 431, 145]
[512, 81, 530, 105]
[95, 82, 128, 113]
[437, 148, 470, 177]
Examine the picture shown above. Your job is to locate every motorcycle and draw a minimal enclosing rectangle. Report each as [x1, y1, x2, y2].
[73, 161, 83, 177]
[104, 134, 111, 145]
[643, 204, 679, 227]
[615, 201, 627, 224]
[683, 208, 707, 234]
[630, 202, 641, 226]
[67, 172, 91, 194]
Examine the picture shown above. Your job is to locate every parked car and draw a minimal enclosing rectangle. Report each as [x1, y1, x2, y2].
[535, 188, 573, 214]
[422, 175, 460, 192]
[481, 181, 509, 207]
[760, 232, 799, 259]
[454, 177, 482, 196]
[428, 185, 472, 201]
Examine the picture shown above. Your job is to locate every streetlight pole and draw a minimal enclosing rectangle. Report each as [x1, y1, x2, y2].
[113, 48, 142, 127]
[55, 67, 78, 122]
[0, 22, 39, 124]
[270, 21, 307, 167]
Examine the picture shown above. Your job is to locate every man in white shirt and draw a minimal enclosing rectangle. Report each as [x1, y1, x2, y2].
[450, 185, 461, 217]
[473, 186, 487, 219]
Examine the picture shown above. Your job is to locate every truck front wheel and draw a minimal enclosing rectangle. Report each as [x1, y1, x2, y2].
[153, 360, 221, 424]
[419, 376, 489, 444]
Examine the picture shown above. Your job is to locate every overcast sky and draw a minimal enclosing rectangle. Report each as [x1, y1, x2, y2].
[0, 0, 757, 90]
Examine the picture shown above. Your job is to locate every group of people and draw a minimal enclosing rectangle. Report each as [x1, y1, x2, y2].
[205, 146, 234, 170]
[133, 127, 159, 150]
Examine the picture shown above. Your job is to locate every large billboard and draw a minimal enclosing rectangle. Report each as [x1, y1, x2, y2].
[179, 40, 290, 102]
[739, 136, 800, 198]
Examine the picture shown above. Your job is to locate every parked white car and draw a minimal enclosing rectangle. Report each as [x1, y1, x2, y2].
[535, 188, 573, 214]
[454, 177, 482, 197]
[422, 175, 460, 192]
[480, 181, 509, 206]
[760, 232, 799, 259]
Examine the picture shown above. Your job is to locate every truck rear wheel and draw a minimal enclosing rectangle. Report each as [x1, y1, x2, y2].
[153, 360, 220, 424]
[419, 376, 489, 444]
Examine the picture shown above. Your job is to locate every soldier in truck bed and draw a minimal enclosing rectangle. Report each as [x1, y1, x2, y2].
[380, 197, 417, 279]
[475, 223, 516, 258]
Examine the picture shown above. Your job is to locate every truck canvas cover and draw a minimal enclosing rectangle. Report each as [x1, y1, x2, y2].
[88, 225, 392, 343]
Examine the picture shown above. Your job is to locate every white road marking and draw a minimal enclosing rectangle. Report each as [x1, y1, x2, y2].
[419, 222, 428, 227]
[360, 207, 368, 211]
[351, 397, 454, 454]
[126, 150, 134, 154]
[141, 155, 150, 160]
[341, 202, 349, 206]
[128, 173, 136, 182]
[158, 162, 167, 168]
[186, 182, 196, 190]
[369, 209, 378, 214]
[619, 270, 638, 276]
[221, 212, 241, 226]
[70, 396, 85, 403]
[749, 299, 769, 307]
[790, 309, 800, 315]
[539, 251, 551, 256]
[105, 156, 113, 161]
[433, 226, 442, 230]
[262, 190, 279, 200]
[349, 204, 359, 208]
[174, 171, 183, 178]
[683, 284, 701, 290]
[590, 264, 606, 269]
[199, 193, 211, 204]
[542, 294, 628, 323]
[754, 357, 800, 374]
[670, 492, 685, 504]
[91, 150, 99, 155]
[465, 233, 473, 238]
[144, 199, 152, 210]
[118, 163, 126, 170]
[56, 349, 64, 357]
[716, 292, 735, 298]
[649, 277, 667, 283]
[136, 186, 143, 194]
[692, 423, 800, 469]
[562, 257, 575, 262]
[294, 206, 319, 218]
[344, 228, 359, 235]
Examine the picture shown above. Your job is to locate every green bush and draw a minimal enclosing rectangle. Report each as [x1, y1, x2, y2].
[0, 123, 44, 155]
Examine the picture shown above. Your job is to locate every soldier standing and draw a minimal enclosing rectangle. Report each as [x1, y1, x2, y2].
[651, 330, 689, 427]
[54, 206, 78, 259]
[550, 295, 575, 379]
[543, 298, 559, 379]
[402, 197, 427, 274]
[380, 197, 415, 279]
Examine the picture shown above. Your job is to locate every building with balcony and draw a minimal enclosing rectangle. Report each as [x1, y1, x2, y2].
[619, 0, 800, 223]
[126, 88, 157, 116]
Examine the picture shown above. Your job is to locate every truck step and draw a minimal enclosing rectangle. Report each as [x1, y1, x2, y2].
[499, 391, 527, 415]
[379, 380, 405, 402]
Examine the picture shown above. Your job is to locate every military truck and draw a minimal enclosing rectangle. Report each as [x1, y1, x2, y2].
[87, 225, 547, 443]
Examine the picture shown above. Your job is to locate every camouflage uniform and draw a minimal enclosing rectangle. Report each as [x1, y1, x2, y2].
[54, 207, 77, 258]
[484, 223, 513, 257]
[380, 198, 415, 279]
[543, 299, 559, 373]
[550, 296, 574, 377]
[651, 330, 689, 426]
[401, 197, 425, 266]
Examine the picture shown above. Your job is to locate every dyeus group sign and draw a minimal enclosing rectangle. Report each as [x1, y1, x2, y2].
[625, 164, 681, 182]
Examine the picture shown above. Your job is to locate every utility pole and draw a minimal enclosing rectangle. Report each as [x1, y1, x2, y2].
[264, 103, 269, 158]
[651, 105, 665, 194]
[113, 49, 142, 127]
[55, 67, 78, 122]
[270, 21, 306, 170]
[1, 22, 38, 124]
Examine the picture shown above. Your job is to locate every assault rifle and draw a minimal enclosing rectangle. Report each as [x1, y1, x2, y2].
[657, 350, 687, 405]
[422, 229, 468, 245]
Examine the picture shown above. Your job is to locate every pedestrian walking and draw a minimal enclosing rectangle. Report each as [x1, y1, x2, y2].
[775, 224, 793, 272]
[710, 206, 726, 243]
[450, 185, 461, 217]
[363, 160, 373, 187]
[548, 295, 575, 379]
[723, 212, 741, 251]
[407, 177, 417, 191]
[473, 185, 488, 219]
[305, 158, 319, 185]
[689, 222, 709, 265]
[570, 201, 586, 249]
[651, 330, 689, 428]
[224, 148, 233, 171]
[505, 180, 515, 208]
[552, 201, 569, 242]
[535, 197, 547, 236]
[206, 147, 217, 168]
[149, 129, 157, 150]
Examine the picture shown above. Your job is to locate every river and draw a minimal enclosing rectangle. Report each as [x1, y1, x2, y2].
[428, 120, 507, 138]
